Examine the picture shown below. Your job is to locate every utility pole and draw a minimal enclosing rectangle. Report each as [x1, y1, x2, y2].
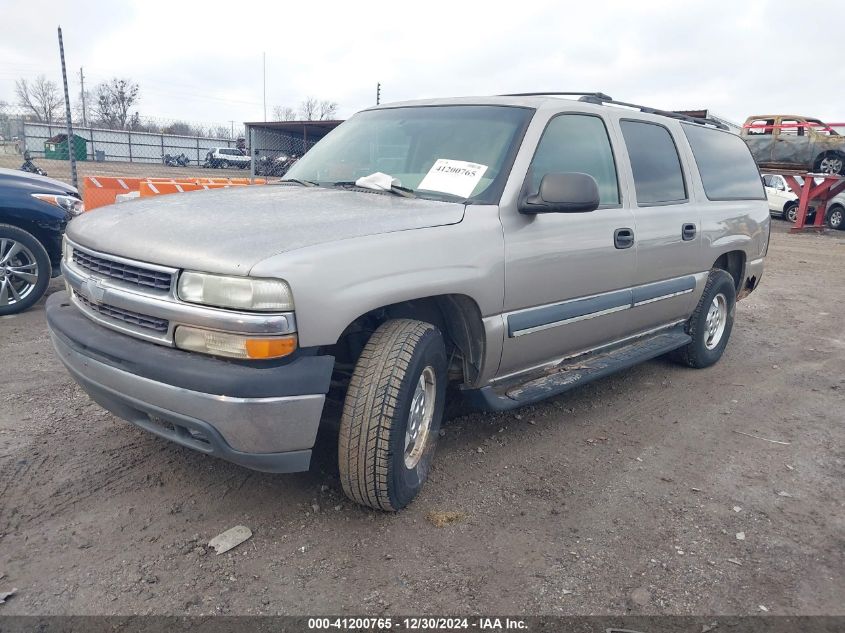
[376, 82, 381, 105]
[57, 26, 78, 188]
[262, 52, 267, 121]
[230, 120, 235, 139]
[79, 66, 87, 127]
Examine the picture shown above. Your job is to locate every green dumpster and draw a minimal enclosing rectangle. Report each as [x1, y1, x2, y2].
[44, 133, 87, 161]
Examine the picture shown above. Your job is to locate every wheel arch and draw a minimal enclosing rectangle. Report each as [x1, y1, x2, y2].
[712, 250, 746, 292]
[329, 293, 486, 388]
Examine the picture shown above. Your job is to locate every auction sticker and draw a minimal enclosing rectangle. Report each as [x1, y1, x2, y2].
[418, 159, 488, 198]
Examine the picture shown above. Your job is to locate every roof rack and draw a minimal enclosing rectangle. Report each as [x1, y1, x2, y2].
[500, 92, 728, 131]
[502, 91, 614, 101]
[577, 94, 729, 130]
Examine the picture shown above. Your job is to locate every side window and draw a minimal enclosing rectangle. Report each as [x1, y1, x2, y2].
[529, 114, 619, 206]
[682, 124, 765, 201]
[620, 120, 686, 205]
[747, 119, 774, 135]
[779, 119, 802, 137]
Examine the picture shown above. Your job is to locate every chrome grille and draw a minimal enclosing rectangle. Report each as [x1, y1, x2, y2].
[74, 291, 169, 333]
[72, 249, 173, 291]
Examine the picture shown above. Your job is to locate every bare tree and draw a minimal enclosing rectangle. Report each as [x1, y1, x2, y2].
[15, 76, 63, 123]
[272, 105, 297, 121]
[298, 97, 339, 121]
[317, 100, 338, 120]
[94, 78, 140, 129]
[298, 97, 319, 121]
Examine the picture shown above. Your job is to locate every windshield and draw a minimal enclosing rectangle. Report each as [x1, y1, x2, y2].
[284, 105, 533, 202]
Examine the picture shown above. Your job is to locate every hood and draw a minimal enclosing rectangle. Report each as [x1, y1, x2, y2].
[0, 167, 79, 196]
[67, 184, 466, 274]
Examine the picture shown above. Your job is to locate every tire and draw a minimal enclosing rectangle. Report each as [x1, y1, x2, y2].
[0, 223, 52, 316]
[220, 160, 229, 169]
[338, 319, 447, 511]
[827, 205, 845, 230]
[671, 269, 736, 369]
[816, 153, 845, 176]
[784, 201, 798, 223]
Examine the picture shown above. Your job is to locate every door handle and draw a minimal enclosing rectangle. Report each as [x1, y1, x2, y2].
[614, 227, 634, 249]
[682, 223, 697, 241]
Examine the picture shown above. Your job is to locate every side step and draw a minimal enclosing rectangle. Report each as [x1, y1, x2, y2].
[466, 326, 692, 411]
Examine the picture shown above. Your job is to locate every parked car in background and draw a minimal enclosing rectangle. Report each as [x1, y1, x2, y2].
[0, 168, 84, 314]
[762, 173, 799, 221]
[742, 115, 845, 175]
[47, 94, 769, 510]
[204, 147, 251, 169]
[762, 173, 845, 229]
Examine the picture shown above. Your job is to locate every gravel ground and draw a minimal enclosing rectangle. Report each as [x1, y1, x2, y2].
[0, 222, 843, 616]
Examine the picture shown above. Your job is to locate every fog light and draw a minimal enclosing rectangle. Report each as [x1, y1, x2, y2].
[174, 326, 297, 360]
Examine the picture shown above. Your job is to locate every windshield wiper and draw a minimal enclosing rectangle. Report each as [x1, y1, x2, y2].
[277, 178, 318, 187]
[331, 181, 417, 198]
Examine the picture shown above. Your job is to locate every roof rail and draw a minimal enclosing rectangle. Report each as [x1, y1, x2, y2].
[501, 91, 614, 100]
[577, 95, 729, 130]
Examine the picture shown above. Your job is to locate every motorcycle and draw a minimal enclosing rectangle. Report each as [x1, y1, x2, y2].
[20, 151, 48, 176]
[176, 153, 190, 167]
[162, 153, 179, 167]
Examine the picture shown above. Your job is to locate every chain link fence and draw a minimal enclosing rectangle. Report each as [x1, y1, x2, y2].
[0, 103, 255, 186]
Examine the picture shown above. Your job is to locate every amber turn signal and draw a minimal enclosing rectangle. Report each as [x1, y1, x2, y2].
[245, 336, 298, 359]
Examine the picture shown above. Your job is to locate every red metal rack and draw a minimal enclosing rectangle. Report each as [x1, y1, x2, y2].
[781, 173, 845, 232]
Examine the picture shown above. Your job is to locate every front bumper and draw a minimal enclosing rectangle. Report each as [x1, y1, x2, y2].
[46, 292, 334, 473]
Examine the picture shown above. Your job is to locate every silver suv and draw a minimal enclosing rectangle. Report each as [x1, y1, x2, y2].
[47, 93, 769, 510]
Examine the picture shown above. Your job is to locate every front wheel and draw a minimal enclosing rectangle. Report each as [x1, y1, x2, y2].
[827, 205, 845, 230]
[338, 319, 447, 511]
[220, 160, 229, 169]
[0, 224, 52, 315]
[784, 201, 798, 223]
[671, 269, 736, 369]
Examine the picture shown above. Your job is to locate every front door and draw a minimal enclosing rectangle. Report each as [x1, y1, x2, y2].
[498, 113, 637, 378]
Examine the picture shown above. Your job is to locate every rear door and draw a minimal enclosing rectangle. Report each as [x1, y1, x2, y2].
[616, 119, 703, 332]
[772, 118, 812, 167]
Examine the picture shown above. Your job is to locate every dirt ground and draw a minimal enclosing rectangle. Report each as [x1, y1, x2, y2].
[0, 222, 843, 616]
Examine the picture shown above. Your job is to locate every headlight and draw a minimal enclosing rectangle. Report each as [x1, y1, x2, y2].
[177, 272, 294, 312]
[32, 193, 85, 216]
[174, 326, 297, 359]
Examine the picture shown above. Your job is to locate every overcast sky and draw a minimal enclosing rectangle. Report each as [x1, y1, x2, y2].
[1, 0, 844, 128]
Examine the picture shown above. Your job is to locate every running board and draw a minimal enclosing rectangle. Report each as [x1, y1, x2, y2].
[465, 326, 691, 411]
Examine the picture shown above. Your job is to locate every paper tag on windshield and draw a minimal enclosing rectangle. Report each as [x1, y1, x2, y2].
[418, 159, 488, 198]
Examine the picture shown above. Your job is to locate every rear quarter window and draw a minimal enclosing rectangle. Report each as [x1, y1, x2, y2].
[682, 124, 765, 200]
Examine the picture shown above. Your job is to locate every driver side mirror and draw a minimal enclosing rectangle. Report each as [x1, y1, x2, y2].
[519, 172, 600, 214]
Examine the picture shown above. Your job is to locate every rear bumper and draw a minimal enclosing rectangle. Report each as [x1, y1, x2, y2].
[46, 292, 334, 473]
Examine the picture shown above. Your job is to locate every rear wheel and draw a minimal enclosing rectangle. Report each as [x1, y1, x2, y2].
[671, 269, 736, 369]
[338, 319, 447, 511]
[220, 159, 229, 169]
[0, 224, 52, 316]
[827, 205, 844, 230]
[816, 153, 845, 175]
